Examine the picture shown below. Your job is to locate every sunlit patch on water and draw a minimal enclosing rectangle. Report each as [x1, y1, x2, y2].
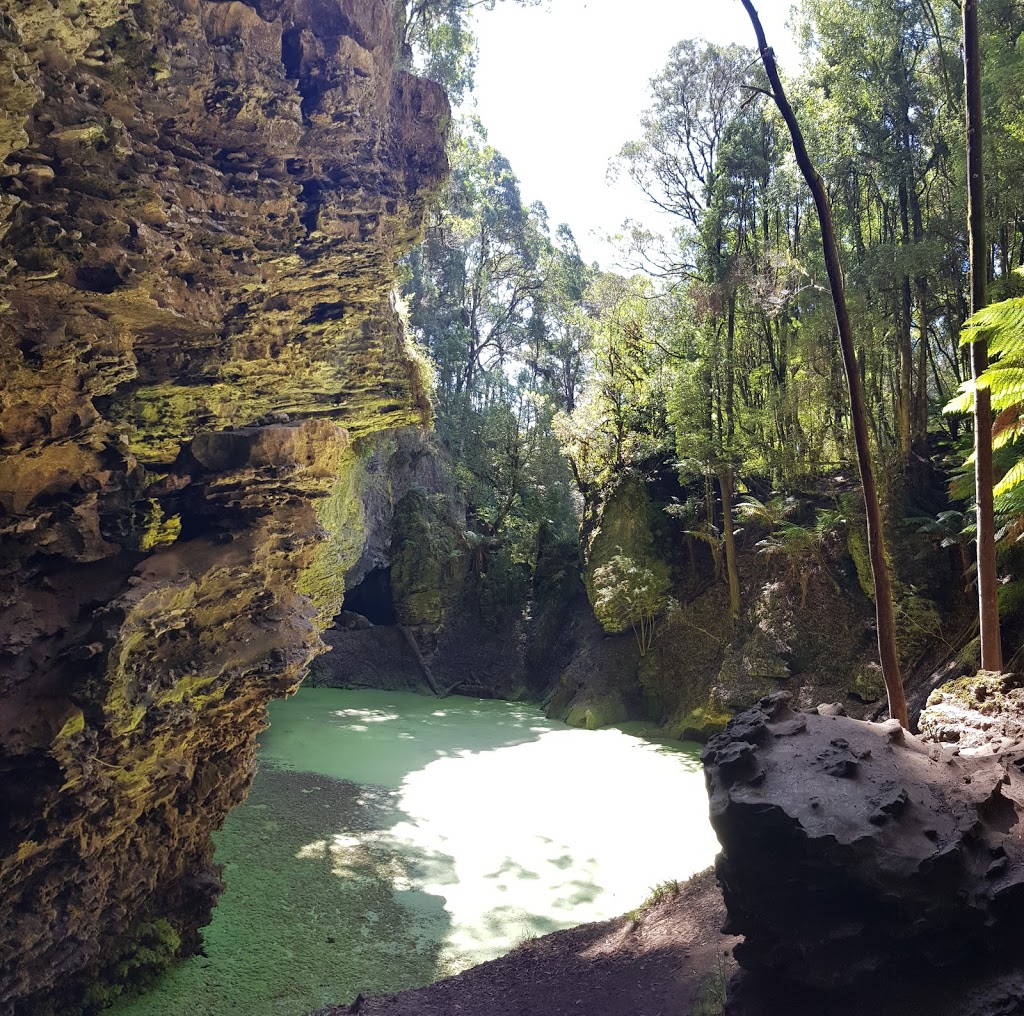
[111, 688, 718, 1016]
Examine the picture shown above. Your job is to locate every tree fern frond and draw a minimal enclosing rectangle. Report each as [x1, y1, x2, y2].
[992, 406, 1024, 451]
[961, 297, 1024, 359]
[993, 456, 1024, 498]
[944, 381, 976, 416]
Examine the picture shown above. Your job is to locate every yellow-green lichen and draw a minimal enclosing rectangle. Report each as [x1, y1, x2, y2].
[297, 447, 366, 630]
[57, 709, 86, 740]
[564, 695, 628, 731]
[137, 499, 181, 552]
[664, 702, 733, 742]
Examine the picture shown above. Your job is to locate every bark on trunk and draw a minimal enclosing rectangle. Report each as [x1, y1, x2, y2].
[964, 0, 1003, 672]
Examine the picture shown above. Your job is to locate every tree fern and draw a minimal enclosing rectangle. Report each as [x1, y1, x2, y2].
[945, 284, 1024, 559]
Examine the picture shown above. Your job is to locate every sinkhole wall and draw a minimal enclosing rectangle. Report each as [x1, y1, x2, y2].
[0, 0, 448, 1008]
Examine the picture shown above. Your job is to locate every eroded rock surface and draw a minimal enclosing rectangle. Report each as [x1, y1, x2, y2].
[703, 693, 1024, 1000]
[0, 0, 447, 1009]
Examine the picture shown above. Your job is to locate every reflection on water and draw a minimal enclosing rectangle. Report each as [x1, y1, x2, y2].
[112, 689, 717, 1016]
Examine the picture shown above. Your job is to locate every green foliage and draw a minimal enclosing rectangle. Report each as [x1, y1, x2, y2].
[627, 878, 682, 921]
[946, 284, 1024, 552]
[555, 273, 671, 498]
[404, 120, 580, 579]
[591, 551, 670, 656]
[397, 0, 541, 105]
[693, 951, 730, 1016]
[81, 919, 181, 1010]
[737, 496, 844, 607]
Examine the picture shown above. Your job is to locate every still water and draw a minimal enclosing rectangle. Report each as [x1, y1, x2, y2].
[113, 688, 718, 1016]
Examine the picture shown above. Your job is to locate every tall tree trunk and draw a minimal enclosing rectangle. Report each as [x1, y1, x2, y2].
[726, 289, 736, 441]
[740, 0, 908, 727]
[897, 180, 914, 459]
[718, 465, 742, 619]
[964, 0, 1003, 672]
[910, 178, 930, 443]
[914, 276, 930, 441]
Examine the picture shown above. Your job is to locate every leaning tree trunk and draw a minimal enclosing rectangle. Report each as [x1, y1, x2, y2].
[964, 0, 1003, 672]
[740, 0, 909, 727]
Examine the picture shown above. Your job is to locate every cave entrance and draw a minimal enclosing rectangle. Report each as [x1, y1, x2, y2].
[341, 567, 397, 625]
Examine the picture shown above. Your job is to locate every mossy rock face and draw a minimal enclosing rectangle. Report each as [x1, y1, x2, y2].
[0, 0, 449, 1008]
[391, 488, 467, 627]
[925, 670, 1022, 714]
[564, 695, 629, 731]
[847, 523, 875, 599]
[81, 919, 181, 1010]
[851, 663, 886, 704]
[919, 670, 1024, 749]
[584, 474, 672, 634]
[662, 701, 733, 742]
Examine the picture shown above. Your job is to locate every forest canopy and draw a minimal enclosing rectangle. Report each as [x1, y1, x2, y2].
[399, 0, 1024, 676]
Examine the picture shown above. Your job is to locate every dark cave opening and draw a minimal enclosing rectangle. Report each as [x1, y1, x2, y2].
[341, 567, 397, 625]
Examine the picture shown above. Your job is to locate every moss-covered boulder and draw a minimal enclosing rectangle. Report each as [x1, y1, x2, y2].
[919, 670, 1024, 749]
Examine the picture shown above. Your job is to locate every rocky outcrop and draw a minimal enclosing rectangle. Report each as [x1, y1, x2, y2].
[0, 0, 447, 1009]
[918, 670, 1024, 751]
[703, 693, 1024, 1009]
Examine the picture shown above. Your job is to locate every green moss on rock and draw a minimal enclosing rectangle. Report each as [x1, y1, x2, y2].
[851, 663, 885, 704]
[662, 701, 733, 742]
[391, 488, 465, 627]
[584, 475, 671, 635]
[846, 522, 874, 599]
[564, 695, 629, 730]
[81, 919, 181, 1011]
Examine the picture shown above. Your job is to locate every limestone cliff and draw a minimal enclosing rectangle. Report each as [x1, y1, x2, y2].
[0, 0, 447, 1009]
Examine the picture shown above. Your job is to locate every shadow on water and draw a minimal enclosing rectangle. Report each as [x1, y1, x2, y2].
[112, 689, 715, 1016]
[111, 764, 456, 1016]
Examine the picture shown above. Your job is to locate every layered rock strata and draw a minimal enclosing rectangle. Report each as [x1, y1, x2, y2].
[0, 0, 447, 1009]
[703, 693, 1024, 1003]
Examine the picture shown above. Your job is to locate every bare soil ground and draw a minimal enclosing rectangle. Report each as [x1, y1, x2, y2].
[312, 868, 738, 1016]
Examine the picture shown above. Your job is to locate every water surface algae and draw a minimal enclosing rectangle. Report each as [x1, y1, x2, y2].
[112, 689, 717, 1016]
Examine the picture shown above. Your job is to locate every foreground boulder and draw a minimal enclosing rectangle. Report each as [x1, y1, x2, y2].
[703, 693, 1024, 999]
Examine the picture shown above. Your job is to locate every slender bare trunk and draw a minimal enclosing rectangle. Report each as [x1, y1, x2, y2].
[740, 0, 908, 726]
[719, 466, 741, 619]
[964, 0, 1003, 672]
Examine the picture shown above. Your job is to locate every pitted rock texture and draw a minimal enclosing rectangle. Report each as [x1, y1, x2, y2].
[703, 693, 1024, 997]
[0, 0, 447, 1010]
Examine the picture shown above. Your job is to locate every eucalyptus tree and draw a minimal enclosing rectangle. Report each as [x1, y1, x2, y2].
[528, 225, 596, 414]
[801, 0, 959, 460]
[406, 120, 547, 448]
[963, 0, 1001, 672]
[616, 40, 761, 616]
[398, 0, 542, 104]
[403, 121, 581, 563]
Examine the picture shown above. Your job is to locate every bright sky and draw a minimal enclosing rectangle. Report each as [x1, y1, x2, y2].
[466, 0, 801, 268]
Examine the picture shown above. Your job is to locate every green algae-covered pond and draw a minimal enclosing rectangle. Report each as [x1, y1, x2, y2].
[112, 689, 718, 1016]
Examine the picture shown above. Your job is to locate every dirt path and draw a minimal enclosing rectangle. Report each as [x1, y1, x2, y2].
[312, 869, 738, 1016]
